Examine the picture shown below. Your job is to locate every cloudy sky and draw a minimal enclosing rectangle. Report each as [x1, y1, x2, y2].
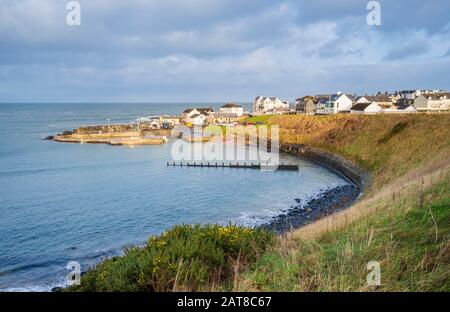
[1, 0, 450, 102]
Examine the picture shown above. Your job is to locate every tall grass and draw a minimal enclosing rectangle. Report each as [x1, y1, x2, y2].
[70, 114, 450, 292]
[267, 114, 450, 188]
[237, 173, 450, 291]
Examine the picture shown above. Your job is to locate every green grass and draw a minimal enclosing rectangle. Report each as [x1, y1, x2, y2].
[237, 173, 450, 291]
[68, 224, 273, 292]
[243, 115, 273, 124]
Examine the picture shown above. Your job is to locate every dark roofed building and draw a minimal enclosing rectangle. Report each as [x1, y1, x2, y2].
[221, 103, 242, 108]
[395, 98, 415, 110]
[351, 103, 371, 111]
[295, 96, 317, 115]
[197, 107, 214, 115]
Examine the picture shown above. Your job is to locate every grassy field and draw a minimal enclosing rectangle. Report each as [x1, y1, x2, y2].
[237, 171, 450, 291]
[267, 114, 450, 188]
[233, 113, 450, 291]
[70, 113, 450, 292]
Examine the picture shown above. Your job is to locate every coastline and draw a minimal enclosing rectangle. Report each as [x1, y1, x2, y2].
[0, 146, 368, 292]
[258, 142, 370, 234]
[262, 184, 360, 234]
[32, 126, 370, 292]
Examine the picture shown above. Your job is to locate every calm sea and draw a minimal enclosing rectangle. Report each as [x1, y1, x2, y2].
[0, 103, 348, 291]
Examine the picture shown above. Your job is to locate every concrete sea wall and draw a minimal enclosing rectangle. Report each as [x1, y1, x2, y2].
[280, 143, 371, 192]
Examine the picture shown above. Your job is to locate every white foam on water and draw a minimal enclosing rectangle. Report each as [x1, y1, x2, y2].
[0, 284, 61, 292]
[236, 209, 281, 227]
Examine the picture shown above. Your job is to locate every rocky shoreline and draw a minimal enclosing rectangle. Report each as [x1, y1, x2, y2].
[262, 184, 360, 234]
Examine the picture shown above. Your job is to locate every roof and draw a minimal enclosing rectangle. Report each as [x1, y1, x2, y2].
[396, 98, 414, 108]
[316, 94, 330, 99]
[273, 107, 291, 112]
[422, 93, 450, 100]
[183, 108, 195, 113]
[197, 107, 214, 114]
[364, 94, 392, 102]
[221, 103, 242, 108]
[189, 114, 202, 119]
[296, 95, 317, 103]
[351, 103, 371, 111]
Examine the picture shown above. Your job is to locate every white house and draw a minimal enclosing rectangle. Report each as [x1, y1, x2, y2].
[414, 93, 450, 111]
[357, 94, 395, 108]
[316, 93, 354, 114]
[253, 96, 289, 113]
[220, 103, 244, 117]
[186, 113, 207, 126]
[182, 107, 214, 119]
[161, 115, 181, 126]
[350, 102, 383, 114]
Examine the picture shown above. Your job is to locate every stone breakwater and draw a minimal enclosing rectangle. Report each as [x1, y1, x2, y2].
[50, 125, 173, 146]
[262, 184, 360, 234]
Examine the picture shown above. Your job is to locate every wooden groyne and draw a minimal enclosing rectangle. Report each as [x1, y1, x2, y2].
[166, 161, 299, 171]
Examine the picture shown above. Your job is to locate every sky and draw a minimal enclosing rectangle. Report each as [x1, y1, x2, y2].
[0, 0, 450, 103]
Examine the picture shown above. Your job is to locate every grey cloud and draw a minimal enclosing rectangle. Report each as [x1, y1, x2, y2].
[0, 0, 450, 102]
[384, 41, 430, 60]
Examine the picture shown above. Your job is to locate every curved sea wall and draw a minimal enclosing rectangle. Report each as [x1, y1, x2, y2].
[261, 143, 371, 234]
[280, 143, 371, 193]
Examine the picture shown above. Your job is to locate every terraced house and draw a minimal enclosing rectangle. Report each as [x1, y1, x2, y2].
[414, 93, 450, 111]
[356, 93, 396, 108]
[253, 96, 289, 114]
[295, 96, 318, 115]
[315, 93, 354, 115]
[219, 103, 244, 117]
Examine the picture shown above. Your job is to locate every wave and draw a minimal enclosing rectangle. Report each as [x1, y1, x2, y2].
[0, 284, 60, 293]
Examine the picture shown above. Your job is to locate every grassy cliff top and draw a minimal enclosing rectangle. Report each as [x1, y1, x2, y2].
[232, 113, 450, 291]
[266, 114, 450, 188]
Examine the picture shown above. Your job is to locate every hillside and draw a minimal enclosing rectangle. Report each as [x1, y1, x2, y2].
[69, 113, 450, 292]
[269, 114, 450, 188]
[235, 113, 450, 291]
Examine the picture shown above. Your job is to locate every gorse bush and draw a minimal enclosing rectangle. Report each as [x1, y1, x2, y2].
[69, 224, 273, 292]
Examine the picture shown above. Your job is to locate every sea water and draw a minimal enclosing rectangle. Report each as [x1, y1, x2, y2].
[0, 103, 348, 291]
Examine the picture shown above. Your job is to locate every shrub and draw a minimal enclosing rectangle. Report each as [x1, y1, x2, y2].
[68, 224, 273, 292]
